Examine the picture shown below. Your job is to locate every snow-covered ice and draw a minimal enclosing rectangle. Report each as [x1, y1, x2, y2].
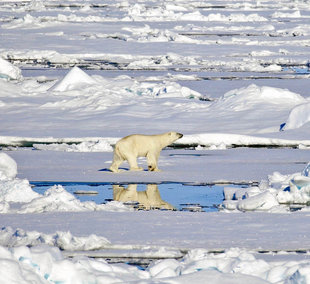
[1, 0, 310, 282]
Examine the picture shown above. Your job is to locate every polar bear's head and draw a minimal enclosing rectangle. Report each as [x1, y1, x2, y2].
[166, 131, 183, 143]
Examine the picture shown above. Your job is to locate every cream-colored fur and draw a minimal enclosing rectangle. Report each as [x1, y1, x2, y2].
[113, 184, 175, 210]
[110, 131, 183, 172]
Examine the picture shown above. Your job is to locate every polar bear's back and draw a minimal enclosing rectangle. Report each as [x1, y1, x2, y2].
[116, 134, 160, 157]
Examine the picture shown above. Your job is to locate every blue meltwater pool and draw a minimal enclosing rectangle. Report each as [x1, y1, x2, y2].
[31, 182, 246, 212]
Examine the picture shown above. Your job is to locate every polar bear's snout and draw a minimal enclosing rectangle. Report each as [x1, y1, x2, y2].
[177, 133, 183, 139]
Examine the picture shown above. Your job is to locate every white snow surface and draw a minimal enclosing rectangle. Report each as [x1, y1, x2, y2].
[1, 0, 310, 282]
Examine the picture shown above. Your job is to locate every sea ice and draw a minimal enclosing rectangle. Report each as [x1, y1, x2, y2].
[1, 245, 310, 283]
[1, 0, 310, 282]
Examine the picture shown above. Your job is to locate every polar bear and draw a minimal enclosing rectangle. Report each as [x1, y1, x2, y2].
[113, 184, 175, 210]
[110, 132, 183, 172]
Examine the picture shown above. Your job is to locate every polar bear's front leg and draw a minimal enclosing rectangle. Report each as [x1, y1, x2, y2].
[147, 152, 161, 172]
[127, 156, 143, 171]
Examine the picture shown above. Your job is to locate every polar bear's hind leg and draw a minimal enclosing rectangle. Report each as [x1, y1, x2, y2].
[110, 150, 124, 173]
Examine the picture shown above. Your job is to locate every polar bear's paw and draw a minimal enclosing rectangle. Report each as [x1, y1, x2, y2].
[130, 167, 144, 171]
[148, 166, 162, 172]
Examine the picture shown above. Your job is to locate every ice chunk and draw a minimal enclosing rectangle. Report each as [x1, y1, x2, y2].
[223, 187, 238, 200]
[283, 102, 310, 130]
[302, 162, 310, 177]
[237, 192, 279, 211]
[0, 57, 22, 80]
[0, 153, 17, 180]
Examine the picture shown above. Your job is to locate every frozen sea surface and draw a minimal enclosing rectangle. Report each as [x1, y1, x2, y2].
[1, 0, 310, 283]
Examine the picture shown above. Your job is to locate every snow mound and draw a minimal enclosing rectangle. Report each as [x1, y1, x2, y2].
[0, 227, 110, 251]
[0, 57, 22, 80]
[0, 179, 39, 204]
[51, 66, 97, 92]
[282, 102, 310, 130]
[0, 153, 17, 180]
[217, 84, 305, 111]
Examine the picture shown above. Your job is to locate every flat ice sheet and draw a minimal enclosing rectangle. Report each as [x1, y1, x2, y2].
[1, 210, 310, 251]
[7, 148, 310, 184]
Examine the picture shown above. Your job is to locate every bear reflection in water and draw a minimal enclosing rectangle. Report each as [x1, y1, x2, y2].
[113, 184, 175, 211]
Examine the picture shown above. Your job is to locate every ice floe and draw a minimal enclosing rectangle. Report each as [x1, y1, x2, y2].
[222, 163, 310, 212]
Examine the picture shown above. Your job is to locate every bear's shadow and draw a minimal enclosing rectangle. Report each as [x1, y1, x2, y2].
[99, 168, 148, 172]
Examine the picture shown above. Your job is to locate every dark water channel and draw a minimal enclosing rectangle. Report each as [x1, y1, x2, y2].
[31, 182, 243, 212]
